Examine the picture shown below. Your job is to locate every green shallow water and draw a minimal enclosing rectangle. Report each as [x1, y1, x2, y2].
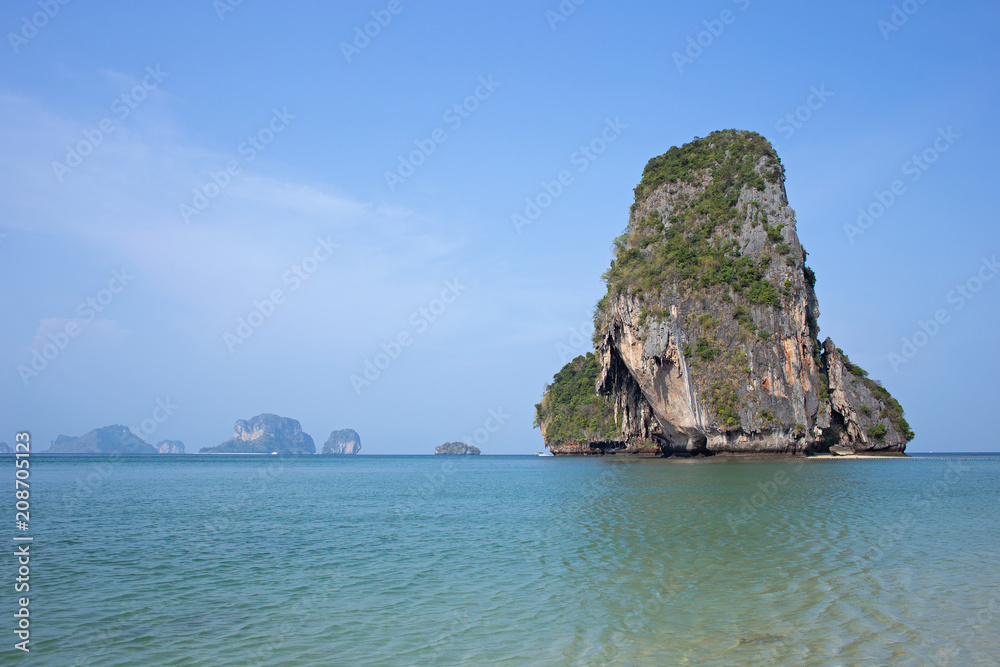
[4, 454, 999, 665]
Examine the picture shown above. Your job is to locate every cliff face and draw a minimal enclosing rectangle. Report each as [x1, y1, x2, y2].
[322, 429, 362, 455]
[200, 413, 316, 455]
[156, 440, 186, 454]
[48, 425, 157, 454]
[539, 130, 912, 456]
[823, 340, 913, 454]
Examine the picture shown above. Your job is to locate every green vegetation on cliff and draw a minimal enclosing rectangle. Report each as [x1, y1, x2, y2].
[633, 129, 783, 206]
[591, 131, 818, 433]
[837, 348, 915, 442]
[534, 353, 620, 445]
[596, 130, 788, 336]
[598, 222, 783, 311]
[538, 130, 912, 453]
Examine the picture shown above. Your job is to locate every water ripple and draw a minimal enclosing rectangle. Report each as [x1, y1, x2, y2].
[5, 454, 998, 665]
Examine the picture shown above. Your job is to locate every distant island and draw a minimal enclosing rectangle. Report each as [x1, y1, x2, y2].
[157, 440, 186, 454]
[322, 429, 362, 455]
[535, 130, 913, 457]
[47, 425, 158, 454]
[0, 442, 11, 454]
[435, 441, 481, 455]
[38, 414, 360, 456]
[199, 413, 316, 455]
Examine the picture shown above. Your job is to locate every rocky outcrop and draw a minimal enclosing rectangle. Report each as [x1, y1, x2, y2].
[47, 425, 157, 454]
[0, 442, 11, 454]
[435, 442, 481, 455]
[535, 353, 659, 456]
[539, 130, 913, 456]
[822, 341, 911, 454]
[322, 429, 362, 455]
[156, 440, 186, 454]
[200, 414, 315, 455]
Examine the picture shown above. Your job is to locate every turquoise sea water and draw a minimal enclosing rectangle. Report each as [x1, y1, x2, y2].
[4, 454, 999, 666]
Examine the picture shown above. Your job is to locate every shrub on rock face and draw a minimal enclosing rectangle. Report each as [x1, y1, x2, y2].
[868, 424, 888, 441]
[534, 353, 620, 447]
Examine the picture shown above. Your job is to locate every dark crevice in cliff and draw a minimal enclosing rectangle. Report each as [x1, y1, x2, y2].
[680, 433, 710, 457]
[820, 408, 845, 453]
[597, 337, 659, 446]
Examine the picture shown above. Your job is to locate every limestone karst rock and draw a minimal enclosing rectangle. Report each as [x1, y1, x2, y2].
[538, 130, 913, 456]
[200, 413, 316, 455]
[322, 429, 362, 455]
[156, 439, 186, 454]
[47, 425, 157, 454]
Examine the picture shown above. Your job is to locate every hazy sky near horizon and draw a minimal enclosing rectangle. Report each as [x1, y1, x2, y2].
[2, 0, 998, 453]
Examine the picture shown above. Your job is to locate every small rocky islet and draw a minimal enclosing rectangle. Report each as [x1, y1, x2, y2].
[434, 442, 481, 455]
[535, 130, 913, 457]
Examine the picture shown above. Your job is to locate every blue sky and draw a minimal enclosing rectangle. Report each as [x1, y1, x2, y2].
[2, 0, 997, 453]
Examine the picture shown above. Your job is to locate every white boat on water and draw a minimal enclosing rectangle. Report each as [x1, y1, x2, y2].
[535, 451, 554, 457]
